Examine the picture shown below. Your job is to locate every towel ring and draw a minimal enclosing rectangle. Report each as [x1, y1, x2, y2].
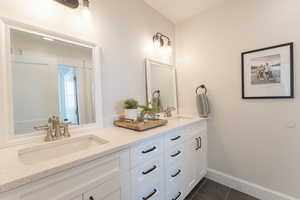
[196, 84, 207, 95]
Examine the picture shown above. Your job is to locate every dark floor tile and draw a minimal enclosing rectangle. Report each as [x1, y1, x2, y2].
[192, 192, 224, 200]
[185, 178, 207, 200]
[193, 179, 230, 200]
[227, 189, 259, 200]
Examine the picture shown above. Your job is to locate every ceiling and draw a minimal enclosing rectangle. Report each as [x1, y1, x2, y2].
[144, 0, 226, 24]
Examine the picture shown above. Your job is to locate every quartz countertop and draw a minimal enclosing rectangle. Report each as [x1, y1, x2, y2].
[0, 116, 206, 193]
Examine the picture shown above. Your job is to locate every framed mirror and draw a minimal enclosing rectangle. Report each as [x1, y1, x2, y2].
[145, 59, 177, 113]
[0, 18, 102, 144]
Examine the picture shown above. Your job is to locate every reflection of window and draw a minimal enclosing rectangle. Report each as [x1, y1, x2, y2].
[58, 65, 80, 124]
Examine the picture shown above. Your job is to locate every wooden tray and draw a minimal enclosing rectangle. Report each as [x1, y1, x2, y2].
[113, 119, 168, 131]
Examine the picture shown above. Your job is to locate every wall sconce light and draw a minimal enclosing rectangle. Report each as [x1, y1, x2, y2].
[83, 0, 89, 8]
[153, 32, 172, 54]
[54, 0, 80, 9]
[54, 0, 90, 10]
[81, 0, 91, 18]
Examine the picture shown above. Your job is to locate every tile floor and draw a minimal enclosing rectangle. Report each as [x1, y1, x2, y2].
[185, 178, 260, 200]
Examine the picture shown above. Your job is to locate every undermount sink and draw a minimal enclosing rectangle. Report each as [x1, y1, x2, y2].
[18, 135, 109, 165]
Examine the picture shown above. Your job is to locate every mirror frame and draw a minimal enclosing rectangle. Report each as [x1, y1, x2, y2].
[0, 18, 103, 148]
[145, 59, 178, 113]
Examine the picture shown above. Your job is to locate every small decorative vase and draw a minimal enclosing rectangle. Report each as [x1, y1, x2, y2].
[125, 109, 138, 121]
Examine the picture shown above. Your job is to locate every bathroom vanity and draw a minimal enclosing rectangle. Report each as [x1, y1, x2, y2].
[0, 18, 207, 200]
[0, 117, 207, 200]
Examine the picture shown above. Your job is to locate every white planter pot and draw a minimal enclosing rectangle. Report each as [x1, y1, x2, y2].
[125, 109, 138, 120]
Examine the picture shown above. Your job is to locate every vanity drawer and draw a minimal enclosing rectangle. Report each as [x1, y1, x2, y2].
[133, 182, 163, 200]
[131, 157, 163, 189]
[130, 138, 163, 167]
[166, 184, 184, 200]
[83, 176, 121, 200]
[166, 162, 184, 186]
[165, 143, 185, 166]
[165, 161, 185, 200]
[19, 154, 121, 200]
[131, 156, 164, 200]
[164, 129, 185, 149]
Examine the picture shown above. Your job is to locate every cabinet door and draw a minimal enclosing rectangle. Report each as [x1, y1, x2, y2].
[185, 135, 198, 191]
[83, 176, 121, 200]
[195, 132, 207, 181]
[185, 131, 206, 195]
[71, 196, 83, 200]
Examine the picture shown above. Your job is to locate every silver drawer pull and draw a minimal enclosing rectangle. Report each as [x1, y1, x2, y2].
[171, 169, 181, 178]
[142, 165, 157, 175]
[172, 192, 181, 200]
[142, 146, 157, 154]
[171, 150, 181, 157]
[171, 136, 181, 141]
[142, 189, 157, 200]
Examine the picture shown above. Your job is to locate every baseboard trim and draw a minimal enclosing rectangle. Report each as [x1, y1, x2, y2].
[206, 168, 299, 200]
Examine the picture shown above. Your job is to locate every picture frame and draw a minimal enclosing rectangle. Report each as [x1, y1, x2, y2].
[241, 43, 294, 99]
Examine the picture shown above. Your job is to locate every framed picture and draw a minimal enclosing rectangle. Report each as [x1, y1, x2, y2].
[242, 43, 294, 99]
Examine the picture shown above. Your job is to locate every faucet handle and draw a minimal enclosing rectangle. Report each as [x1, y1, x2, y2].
[34, 125, 49, 131]
[167, 106, 176, 111]
[61, 122, 72, 137]
[34, 125, 54, 142]
[164, 106, 176, 117]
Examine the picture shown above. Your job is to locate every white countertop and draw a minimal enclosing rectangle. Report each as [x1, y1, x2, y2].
[0, 116, 205, 193]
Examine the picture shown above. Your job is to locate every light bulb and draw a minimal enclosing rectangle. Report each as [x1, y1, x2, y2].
[153, 40, 161, 49]
[81, 6, 91, 18]
[166, 46, 172, 56]
[166, 40, 172, 56]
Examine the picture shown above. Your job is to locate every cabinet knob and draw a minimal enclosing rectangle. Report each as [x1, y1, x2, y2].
[89, 196, 94, 200]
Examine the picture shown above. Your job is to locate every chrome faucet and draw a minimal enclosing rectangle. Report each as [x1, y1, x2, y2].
[34, 116, 71, 142]
[164, 106, 176, 118]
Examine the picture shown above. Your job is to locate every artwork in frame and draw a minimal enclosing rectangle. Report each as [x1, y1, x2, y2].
[242, 43, 294, 99]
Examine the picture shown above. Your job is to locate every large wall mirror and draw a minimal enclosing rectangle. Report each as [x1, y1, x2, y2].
[146, 59, 177, 113]
[0, 18, 102, 141]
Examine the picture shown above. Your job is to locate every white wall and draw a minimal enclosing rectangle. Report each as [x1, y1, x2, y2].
[176, 0, 300, 198]
[0, 0, 175, 127]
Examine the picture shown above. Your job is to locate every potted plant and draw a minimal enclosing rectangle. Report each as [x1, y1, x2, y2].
[124, 98, 139, 120]
[138, 104, 157, 122]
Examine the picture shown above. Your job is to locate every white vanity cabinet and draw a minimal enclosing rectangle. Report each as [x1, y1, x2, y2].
[0, 151, 129, 200]
[129, 138, 164, 200]
[185, 129, 207, 196]
[129, 119, 207, 200]
[0, 120, 207, 200]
